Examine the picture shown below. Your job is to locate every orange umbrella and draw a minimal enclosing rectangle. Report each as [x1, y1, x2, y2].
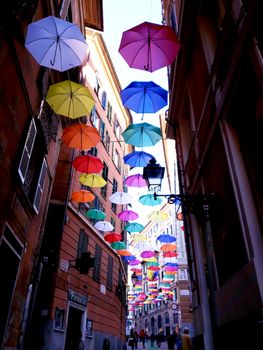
[71, 190, 95, 203]
[62, 124, 101, 150]
[117, 249, 132, 256]
[160, 244, 177, 252]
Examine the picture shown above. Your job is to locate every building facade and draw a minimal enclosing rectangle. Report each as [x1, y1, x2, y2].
[162, 0, 263, 349]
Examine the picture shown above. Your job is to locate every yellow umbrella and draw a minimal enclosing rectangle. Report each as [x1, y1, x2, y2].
[46, 80, 95, 119]
[148, 210, 169, 222]
[130, 234, 148, 242]
[79, 174, 107, 188]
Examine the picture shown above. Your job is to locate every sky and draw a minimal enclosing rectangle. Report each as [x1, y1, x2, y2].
[102, 0, 172, 226]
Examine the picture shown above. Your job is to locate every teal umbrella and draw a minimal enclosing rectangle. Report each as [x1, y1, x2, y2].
[111, 241, 127, 250]
[139, 194, 162, 206]
[85, 209, 106, 220]
[122, 122, 162, 147]
[124, 222, 144, 233]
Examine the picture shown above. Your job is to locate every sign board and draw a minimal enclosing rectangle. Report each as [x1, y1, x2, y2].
[100, 284, 106, 294]
[68, 289, 87, 306]
[180, 289, 190, 296]
[60, 258, 69, 272]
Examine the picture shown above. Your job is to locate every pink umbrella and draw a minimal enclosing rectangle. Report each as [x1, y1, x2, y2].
[140, 250, 155, 258]
[118, 21, 181, 72]
[124, 174, 147, 187]
[118, 210, 138, 221]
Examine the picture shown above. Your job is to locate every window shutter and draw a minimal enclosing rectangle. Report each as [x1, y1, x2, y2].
[106, 256, 113, 289]
[77, 229, 88, 259]
[33, 158, 47, 214]
[18, 118, 37, 183]
[92, 244, 102, 281]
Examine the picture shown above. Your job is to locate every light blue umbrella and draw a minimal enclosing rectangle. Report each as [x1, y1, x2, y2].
[122, 122, 162, 147]
[25, 16, 88, 72]
[123, 151, 155, 167]
[139, 194, 162, 206]
[124, 222, 145, 233]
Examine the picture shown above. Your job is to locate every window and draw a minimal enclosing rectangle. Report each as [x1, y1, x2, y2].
[105, 131, 110, 153]
[33, 158, 48, 214]
[113, 149, 121, 173]
[77, 229, 88, 259]
[106, 256, 113, 289]
[90, 107, 100, 130]
[114, 119, 121, 139]
[106, 102, 112, 122]
[88, 147, 98, 157]
[101, 91, 107, 109]
[100, 120, 105, 141]
[110, 218, 115, 229]
[101, 162, 108, 198]
[0, 225, 23, 346]
[92, 244, 102, 281]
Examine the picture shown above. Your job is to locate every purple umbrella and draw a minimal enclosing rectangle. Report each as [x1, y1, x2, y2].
[118, 210, 139, 221]
[123, 151, 155, 167]
[124, 174, 147, 187]
[140, 250, 155, 258]
[128, 259, 141, 266]
[118, 21, 181, 72]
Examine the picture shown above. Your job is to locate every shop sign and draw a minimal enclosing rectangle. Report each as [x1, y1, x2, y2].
[68, 289, 87, 306]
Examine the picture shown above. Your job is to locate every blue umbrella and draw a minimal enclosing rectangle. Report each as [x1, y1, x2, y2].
[122, 255, 137, 261]
[25, 16, 88, 72]
[123, 151, 155, 167]
[139, 194, 162, 206]
[121, 81, 167, 117]
[122, 123, 162, 147]
[157, 234, 176, 243]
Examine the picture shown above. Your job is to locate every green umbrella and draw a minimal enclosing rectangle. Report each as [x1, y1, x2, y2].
[85, 209, 106, 220]
[139, 194, 162, 206]
[122, 122, 162, 147]
[124, 222, 144, 233]
[111, 241, 127, 250]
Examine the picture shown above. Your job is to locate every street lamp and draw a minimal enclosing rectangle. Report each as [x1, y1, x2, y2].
[142, 159, 214, 212]
[131, 272, 138, 287]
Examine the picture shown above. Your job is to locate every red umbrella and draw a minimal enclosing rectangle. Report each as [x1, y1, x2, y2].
[163, 251, 178, 258]
[72, 154, 103, 173]
[118, 21, 181, 72]
[104, 232, 122, 243]
[118, 210, 138, 221]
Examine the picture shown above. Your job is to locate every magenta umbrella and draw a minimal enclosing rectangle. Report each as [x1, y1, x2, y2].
[124, 174, 147, 188]
[118, 210, 139, 221]
[128, 259, 141, 266]
[140, 250, 155, 258]
[118, 21, 181, 72]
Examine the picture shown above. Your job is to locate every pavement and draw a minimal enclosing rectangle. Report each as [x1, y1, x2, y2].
[126, 341, 170, 350]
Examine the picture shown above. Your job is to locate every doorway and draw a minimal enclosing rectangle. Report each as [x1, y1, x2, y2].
[64, 306, 83, 350]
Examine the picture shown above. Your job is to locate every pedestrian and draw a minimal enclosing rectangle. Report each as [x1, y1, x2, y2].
[150, 332, 155, 347]
[133, 330, 139, 349]
[167, 333, 175, 350]
[181, 328, 193, 350]
[139, 328, 146, 348]
[156, 331, 163, 348]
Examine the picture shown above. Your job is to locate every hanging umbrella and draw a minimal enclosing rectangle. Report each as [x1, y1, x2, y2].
[148, 210, 169, 222]
[111, 241, 127, 250]
[71, 190, 95, 203]
[25, 16, 88, 72]
[118, 210, 138, 221]
[124, 174, 147, 188]
[85, 209, 106, 221]
[46, 80, 95, 119]
[163, 251, 178, 258]
[146, 261, 159, 267]
[79, 174, 107, 188]
[157, 234, 176, 243]
[128, 259, 141, 266]
[72, 154, 103, 173]
[122, 255, 137, 261]
[140, 250, 155, 258]
[123, 151, 155, 167]
[130, 234, 148, 242]
[109, 191, 132, 205]
[95, 221, 114, 232]
[121, 81, 167, 115]
[118, 21, 180, 72]
[124, 222, 144, 233]
[139, 194, 162, 206]
[62, 124, 101, 150]
[104, 232, 122, 243]
[117, 249, 132, 257]
[148, 265, 160, 271]
[122, 122, 162, 147]
[160, 244, 177, 252]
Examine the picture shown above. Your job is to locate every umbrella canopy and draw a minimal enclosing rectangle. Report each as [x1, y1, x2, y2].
[160, 244, 177, 252]
[118, 210, 138, 221]
[157, 234, 176, 243]
[95, 221, 114, 232]
[118, 21, 181, 72]
[104, 232, 122, 243]
[128, 259, 141, 266]
[79, 174, 107, 188]
[46, 80, 95, 119]
[163, 251, 178, 258]
[111, 241, 127, 250]
[117, 249, 132, 257]
[109, 191, 132, 205]
[124, 222, 144, 233]
[85, 209, 106, 221]
[72, 154, 103, 173]
[124, 174, 147, 188]
[122, 255, 137, 261]
[123, 151, 155, 167]
[140, 250, 155, 258]
[25, 16, 88, 72]
[121, 81, 167, 114]
[148, 210, 169, 222]
[130, 234, 148, 242]
[122, 122, 162, 147]
[62, 124, 101, 150]
[71, 190, 95, 203]
[139, 194, 162, 206]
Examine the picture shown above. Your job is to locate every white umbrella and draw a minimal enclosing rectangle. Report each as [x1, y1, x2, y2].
[109, 192, 132, 205]
[94, 221, 114, 232]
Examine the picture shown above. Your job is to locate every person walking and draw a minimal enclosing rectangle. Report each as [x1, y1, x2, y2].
[139, 329, 146, 348]
[181, 328, 193, 350]
[150, 332, 155, 347]
[167, 333, 175, 350]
